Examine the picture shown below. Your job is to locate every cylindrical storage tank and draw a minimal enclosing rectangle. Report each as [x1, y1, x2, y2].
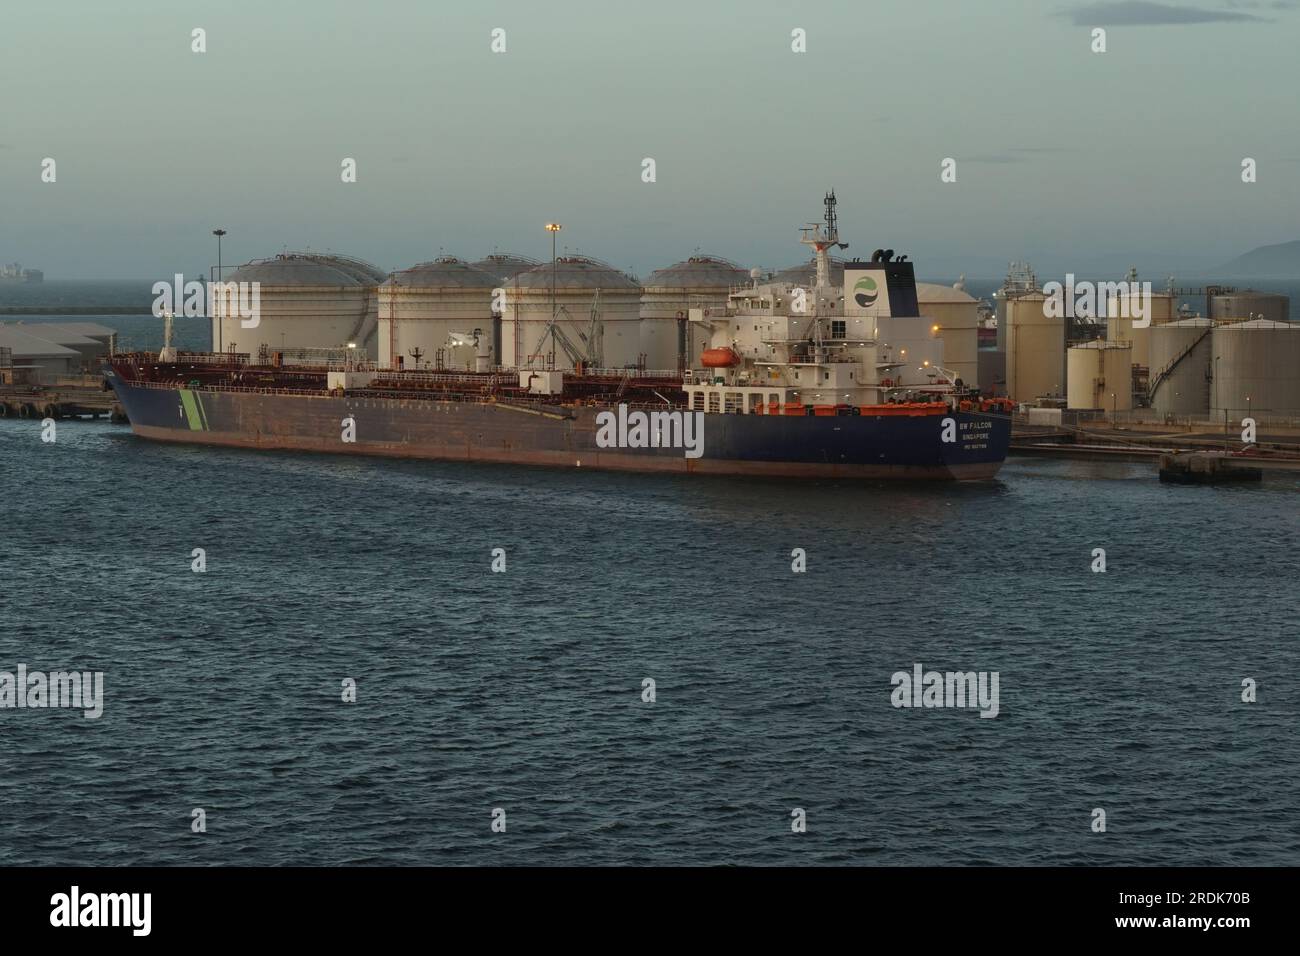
[1066, 340, 1132, 411]
[470, 254, 540, 284]
[501, 257, 642, 370]
[916, 281, 980, 390]
[1211, 319, 1300, 421]
[1005, 293, 1065, 402]
[640, 256, 748, 372]
[1209, 291, 1290, 325]
[1148, 317, 1212, 417]
[378, 257, 499, 370]
[215, 253, 382, 360]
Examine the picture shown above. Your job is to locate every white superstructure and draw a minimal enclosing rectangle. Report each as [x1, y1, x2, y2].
[684, 193, 952, 413]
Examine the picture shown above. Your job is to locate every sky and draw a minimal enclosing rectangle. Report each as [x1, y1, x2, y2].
[1, 0, 1299, 279]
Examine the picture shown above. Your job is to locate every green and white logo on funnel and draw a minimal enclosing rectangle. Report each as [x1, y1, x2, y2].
[853, 275, 879, 308]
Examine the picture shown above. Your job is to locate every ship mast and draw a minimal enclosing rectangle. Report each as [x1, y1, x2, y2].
[798, 191, 848, 358]
[799, 190, 847, 294]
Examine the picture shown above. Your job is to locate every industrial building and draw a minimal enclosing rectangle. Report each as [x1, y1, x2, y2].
[0, 321, 115, 383]
[377, 257, 499, 371]
[500, 257, 641, 370]
[215, 253, 385, 361]
[640, 256, 748, 371]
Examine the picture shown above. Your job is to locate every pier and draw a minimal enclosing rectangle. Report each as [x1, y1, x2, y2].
[0, 380, 124, 421]
[1010, 419, 1300, 472]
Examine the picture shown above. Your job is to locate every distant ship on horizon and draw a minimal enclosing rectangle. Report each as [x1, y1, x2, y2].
[0, 262, 44, 283]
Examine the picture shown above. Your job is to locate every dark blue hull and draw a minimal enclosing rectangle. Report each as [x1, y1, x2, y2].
[106, 374, 1009, 480]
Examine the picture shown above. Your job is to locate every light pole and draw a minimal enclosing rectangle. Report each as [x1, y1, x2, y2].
[213, 228, 227, 352]
[545, 223, 562, 367]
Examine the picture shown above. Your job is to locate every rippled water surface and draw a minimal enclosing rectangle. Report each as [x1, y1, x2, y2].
[1, 419, 1297, 865]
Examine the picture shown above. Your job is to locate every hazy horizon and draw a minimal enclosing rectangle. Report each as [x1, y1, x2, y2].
[3, 0, 1299, 280]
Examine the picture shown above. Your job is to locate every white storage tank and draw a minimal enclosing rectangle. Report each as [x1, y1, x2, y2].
[377, 257, 499, 370]
[1005, 293, 1065, 402]
[216, 253, 383, 360]
[916, 279, 980, 390]
[1067, 340, 1132, 411]
[501, 256, 641, 370]
[1147, 317, 1212, 417]
[640, 256, 748, 372]
[1211, 319, 1300, 421]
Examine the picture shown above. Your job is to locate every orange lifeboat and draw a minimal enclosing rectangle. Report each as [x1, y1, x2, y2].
[701, 347, 741, 368]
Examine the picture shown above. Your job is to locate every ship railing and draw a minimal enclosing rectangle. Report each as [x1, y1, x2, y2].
[372, 371, 517, 386]
[122, 380, 327, 397]
[176, 351, 252, 366]
[572, 367, 682, 379]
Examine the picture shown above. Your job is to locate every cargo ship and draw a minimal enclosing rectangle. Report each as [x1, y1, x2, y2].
[106, 197, 1011, 479]
[0, 263, 44, 283]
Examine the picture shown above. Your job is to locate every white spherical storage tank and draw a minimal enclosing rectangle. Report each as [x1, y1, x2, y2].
[1148, 317, 1212, 417]
[640, 256, 748, 372]
[916, 281, 980, 390]
[1211, 319, 1300, 422]
[501, 257, 641, 370]
[216, 253, 383, 360]
[1067, 340, 1132, 411]
[378, 258, 499, 370]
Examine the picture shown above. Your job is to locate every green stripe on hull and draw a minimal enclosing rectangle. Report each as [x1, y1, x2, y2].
[179, 389, 207, 431]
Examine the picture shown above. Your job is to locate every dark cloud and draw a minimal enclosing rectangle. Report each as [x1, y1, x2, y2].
[1065, 2, 1267, 24]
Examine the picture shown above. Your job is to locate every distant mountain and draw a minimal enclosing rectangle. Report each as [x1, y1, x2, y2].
[1213, 240, 1300, 278]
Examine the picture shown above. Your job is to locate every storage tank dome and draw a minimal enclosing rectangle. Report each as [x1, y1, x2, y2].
[304, 253, 386, 284]
[643, 256, 748, 290]
[216, 253, 381, 360]
[471, 253, 541, 282]
[500, 256, 642, 369]
[506, 256, 639, 290]
[640, 256, 747, 372]
[916, 282, 976, 304]
[226, 254, 362, 287]
[383, 256, 498, 289]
